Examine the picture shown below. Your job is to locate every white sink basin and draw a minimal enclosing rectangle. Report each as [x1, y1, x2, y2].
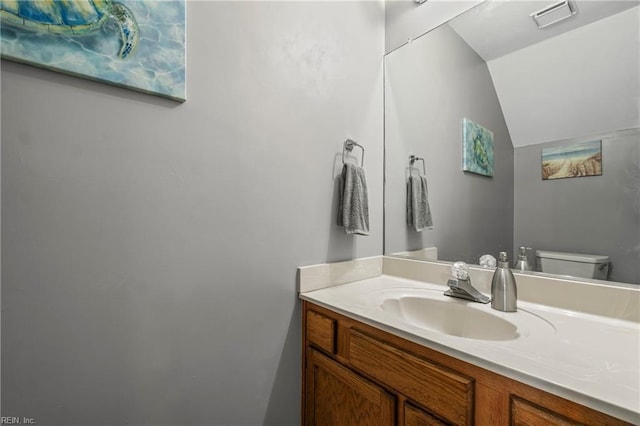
[367, 288, 556, 341]
[381, 296, 519, 340]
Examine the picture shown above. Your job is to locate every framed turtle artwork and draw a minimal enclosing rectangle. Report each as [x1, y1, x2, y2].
[462, 118, 494, 177]
[0, 0, 186, 102]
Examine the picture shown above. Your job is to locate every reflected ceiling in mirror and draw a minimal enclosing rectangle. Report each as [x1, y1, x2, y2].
[383, 0, 640, 285]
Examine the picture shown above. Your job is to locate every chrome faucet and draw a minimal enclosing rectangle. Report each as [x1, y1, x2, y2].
[444, 262, 490, 304]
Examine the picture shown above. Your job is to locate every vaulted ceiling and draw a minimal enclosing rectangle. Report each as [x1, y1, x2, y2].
[450, 1, 639, 147]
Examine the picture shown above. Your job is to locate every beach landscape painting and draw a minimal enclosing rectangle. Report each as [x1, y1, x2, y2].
[0, 0, 186, 101]
[462, 118, 494, 177]
[542, 140, 602, 180]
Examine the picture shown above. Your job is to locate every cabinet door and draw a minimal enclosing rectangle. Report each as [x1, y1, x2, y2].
[305, 348, 395, 426]
[404, 402, 448, 426]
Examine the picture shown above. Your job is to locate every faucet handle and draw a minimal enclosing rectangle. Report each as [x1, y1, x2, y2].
[451, 261, 469, 280]
[479, 254, 497, 268]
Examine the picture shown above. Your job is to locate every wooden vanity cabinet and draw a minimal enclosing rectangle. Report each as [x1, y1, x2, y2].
[302, 301, 632, 426]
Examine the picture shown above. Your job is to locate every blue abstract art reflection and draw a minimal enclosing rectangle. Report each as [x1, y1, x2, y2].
[462, 118, 494, 177]
[1, 0, 185, 101]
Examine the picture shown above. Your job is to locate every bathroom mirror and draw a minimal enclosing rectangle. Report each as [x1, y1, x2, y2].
[384, 0, 640, 285]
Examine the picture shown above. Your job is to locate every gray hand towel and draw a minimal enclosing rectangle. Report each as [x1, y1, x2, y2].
[337, 163, 369, 236]
[407, 175, 433, 232]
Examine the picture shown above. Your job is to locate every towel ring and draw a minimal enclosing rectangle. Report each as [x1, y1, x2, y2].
[409, 155, 426, 176]
[343, 139, 365, 167]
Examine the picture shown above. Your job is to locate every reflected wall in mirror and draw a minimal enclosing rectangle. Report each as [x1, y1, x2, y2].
[384, 0, 640, 285]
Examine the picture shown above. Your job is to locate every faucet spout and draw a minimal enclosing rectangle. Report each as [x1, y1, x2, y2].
[445, 278, 491, 304]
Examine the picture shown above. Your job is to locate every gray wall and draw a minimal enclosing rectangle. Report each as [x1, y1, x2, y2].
[384, 24, 514, 264]
[1, 2, 384, 425]
[514, 129, 640, 284]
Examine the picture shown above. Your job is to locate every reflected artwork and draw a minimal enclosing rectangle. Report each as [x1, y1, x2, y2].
[541, 140, 602, 180]
[462, 118, 494, 177]
[0, 0, 186, 101]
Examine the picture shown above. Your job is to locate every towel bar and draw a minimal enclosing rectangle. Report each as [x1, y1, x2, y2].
[343, 139, 365, 167]
[409, 155, 426, 176]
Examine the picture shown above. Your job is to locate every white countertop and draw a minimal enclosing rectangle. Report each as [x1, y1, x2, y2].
[300, 275, 640, 424]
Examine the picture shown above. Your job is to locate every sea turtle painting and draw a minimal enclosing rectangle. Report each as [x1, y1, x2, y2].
[0, 0, 139, 59]
[1, 0, 185, 101]
[462, 118, 494, 177]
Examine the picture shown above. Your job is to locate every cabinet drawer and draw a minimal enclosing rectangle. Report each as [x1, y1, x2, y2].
[349, 330, 473, 425]
[405, 402, 448, 426]
[307, 310, 337, 354]
[511, 396, 580, 426]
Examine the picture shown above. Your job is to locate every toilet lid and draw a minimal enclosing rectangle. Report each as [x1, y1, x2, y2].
[535, 250, 609, 263]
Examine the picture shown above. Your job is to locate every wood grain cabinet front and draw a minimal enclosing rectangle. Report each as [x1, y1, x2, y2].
[306, 310, 337, 354]
[510, 397, 581, 426]
[301, 301, 633, 426]
[404, 403, 448, 426]
[306, 348, 395, 426]
[348, 330, 473, 425]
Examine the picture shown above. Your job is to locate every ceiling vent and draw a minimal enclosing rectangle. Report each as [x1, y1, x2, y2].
[531, 0, 577, 29]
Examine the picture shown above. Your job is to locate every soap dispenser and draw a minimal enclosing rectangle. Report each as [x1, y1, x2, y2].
[514, 247, 531, 272]
[491, 252, 517, 312]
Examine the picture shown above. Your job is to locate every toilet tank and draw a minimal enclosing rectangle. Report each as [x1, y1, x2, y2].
[535, 250, 609, 280]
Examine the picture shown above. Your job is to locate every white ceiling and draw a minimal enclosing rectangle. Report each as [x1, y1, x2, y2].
[449, 0, 638, 61]
[448, 0, 640, 147]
